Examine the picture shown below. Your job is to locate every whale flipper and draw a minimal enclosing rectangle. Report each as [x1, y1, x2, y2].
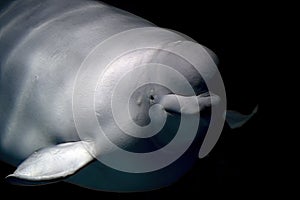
[6, 141, 94, 185]
[226, 105, 258, 129]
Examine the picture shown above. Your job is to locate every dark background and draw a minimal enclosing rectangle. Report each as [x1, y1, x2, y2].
[0, 0, 282, 197]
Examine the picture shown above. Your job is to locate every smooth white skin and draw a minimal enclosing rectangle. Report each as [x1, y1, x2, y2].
[160, 92, 220, 115]
[0, 0, 158, 190]
[0, 0, 226, 192]
[0, 0, 153, 165]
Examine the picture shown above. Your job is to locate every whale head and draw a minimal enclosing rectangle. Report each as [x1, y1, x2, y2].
[5, 27, 257, 191]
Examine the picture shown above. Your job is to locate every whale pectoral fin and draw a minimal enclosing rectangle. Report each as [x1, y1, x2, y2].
[226, 105, 258, 129]
[6, 141, 94, 185]
[160, 92, 220, 115]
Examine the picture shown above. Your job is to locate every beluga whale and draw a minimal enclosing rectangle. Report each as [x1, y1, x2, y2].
[0, 0, 257, 192]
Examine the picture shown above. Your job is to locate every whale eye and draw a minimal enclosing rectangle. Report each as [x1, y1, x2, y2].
[128, 84, 171, 126]
[149, 95, 154, 101]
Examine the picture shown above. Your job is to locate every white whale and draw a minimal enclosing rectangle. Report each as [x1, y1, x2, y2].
[0, 0, 256, 191]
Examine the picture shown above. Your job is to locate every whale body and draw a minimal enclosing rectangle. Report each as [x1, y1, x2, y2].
[0, 0, 255, 192]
